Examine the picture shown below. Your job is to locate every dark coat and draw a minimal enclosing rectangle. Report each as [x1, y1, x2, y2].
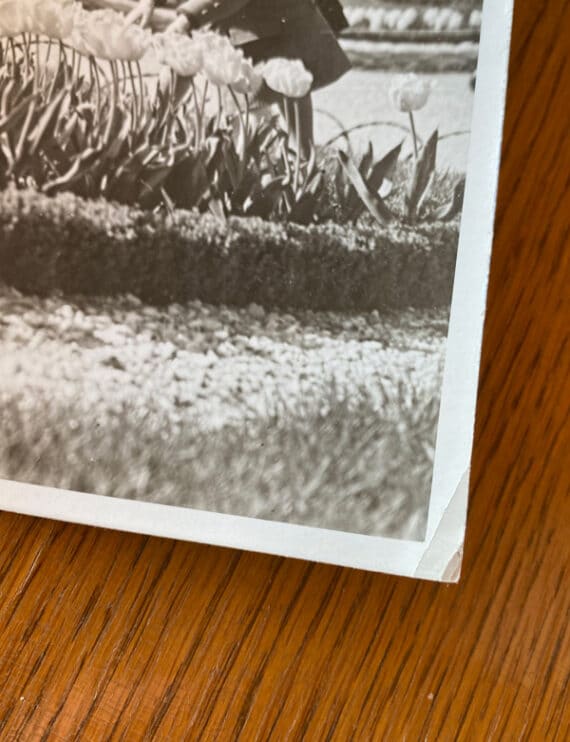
[159, 0, 348, 43]
[218, 0, 341, 46]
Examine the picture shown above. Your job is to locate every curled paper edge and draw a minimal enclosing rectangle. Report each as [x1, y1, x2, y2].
[415, 469, 470, 582]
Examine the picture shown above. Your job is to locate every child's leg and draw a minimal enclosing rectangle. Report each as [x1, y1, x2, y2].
[278, 94, 314, 158]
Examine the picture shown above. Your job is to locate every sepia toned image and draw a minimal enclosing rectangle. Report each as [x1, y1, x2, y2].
[0, 0, 512, 575]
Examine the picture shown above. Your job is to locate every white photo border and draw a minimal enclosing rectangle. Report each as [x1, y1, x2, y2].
[0, 0, 514, 582]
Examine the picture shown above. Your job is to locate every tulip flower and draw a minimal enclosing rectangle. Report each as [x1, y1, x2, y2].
[0, 0, 32, 37]
[261, 58, 313, 99]
[153, 32, 202, 77]
[390, 74, 433, 159]
[390, 73, 432, 113]
[423, 8, 439, 29]
[69, 8, 117, 58]
[70, 8, 150, 61]
[231, 58, 263, 97]
[469, 10, 482, 29]
[198, 32, 245, 87]
[30, 0, 77, 41]
[397, 8, 418, 31]
[108, 24, 149, 62]
[368, 9, 385, 32]
[434, 8, 452, 32]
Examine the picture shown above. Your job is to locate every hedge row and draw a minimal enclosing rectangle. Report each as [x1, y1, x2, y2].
[0, 189, 459, 311]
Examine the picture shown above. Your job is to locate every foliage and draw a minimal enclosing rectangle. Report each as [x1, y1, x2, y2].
[0, 188, 459, 311]
[324, 72, 466, 227]
[0, 6, 325, 222]
[0, 3, 466, 227]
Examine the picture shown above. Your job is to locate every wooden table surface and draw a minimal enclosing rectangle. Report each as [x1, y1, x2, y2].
[1, 2, 569, 739]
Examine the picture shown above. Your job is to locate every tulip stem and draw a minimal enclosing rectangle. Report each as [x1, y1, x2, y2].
[104, 61, 119, 147]
[20, 34, 30, 78]
[190, 77, 202, 146]
[228, 87, 247, 159]
[215, 86, 223, 131]
[8, 38, 17, 74]
[70, 48, 79, 85]
[127, 62, 138, 133]
[293, 100, 302, 196]
[408, 111, 419, 160]
[91, 58, 102, 126]
[135, 61, 144, 119]
[243, 93, 250, 143]
[62, 42, 70, 87]
[200, 80, 209, 133]
[45, 38, 53, 83]
[34, 35, 41, 93]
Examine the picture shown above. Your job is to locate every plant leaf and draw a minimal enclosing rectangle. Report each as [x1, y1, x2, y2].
[28, 88, 68, 156]
[368, 140, 403, 193]
[359, 141, 374, 177]
[348, 140, 403, 221]
[407, 129, 438, 222]
[338, 151, 394, 226]
[432, 176, 466, 222]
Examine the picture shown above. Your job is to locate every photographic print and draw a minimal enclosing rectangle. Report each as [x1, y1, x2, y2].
[0, 0, 513, 579]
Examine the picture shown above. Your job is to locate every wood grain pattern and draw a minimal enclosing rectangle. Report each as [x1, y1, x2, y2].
[1, 1, 569, 738]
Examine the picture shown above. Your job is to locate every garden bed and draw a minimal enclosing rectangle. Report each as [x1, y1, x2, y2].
[0, 189, 459, 312]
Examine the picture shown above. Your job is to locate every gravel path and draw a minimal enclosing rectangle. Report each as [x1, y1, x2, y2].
[0, 286, 448, 429]
[0, 286, 448, 430]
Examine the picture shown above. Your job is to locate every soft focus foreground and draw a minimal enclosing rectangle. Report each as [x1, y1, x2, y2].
[0, 286, 445, 539]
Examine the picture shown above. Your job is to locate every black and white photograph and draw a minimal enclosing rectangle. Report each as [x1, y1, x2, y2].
[0, 0, 512, 578]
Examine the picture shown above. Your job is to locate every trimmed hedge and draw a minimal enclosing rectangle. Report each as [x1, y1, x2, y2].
[0, 189, 459, 311]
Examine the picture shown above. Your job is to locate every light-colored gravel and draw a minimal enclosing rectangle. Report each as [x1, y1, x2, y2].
[0, 285, 448, 429]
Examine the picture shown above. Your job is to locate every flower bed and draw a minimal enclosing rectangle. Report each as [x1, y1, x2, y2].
[0, 188, 459, 311]
[344, 5, 482, 33]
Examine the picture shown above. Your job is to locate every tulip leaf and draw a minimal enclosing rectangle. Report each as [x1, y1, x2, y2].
[368, 140, 403, 193]
[28, 89, 69, 157]
[208, 198, 227, 223]
[407, 129, 438, 222]
[42, 148, 103, 193]
[360, 141, 374, 178]
[338, 150, 394, 226]
[348, 140, 403, 221]
[432, 176, 466, 222]
[0, 90, 42, 133]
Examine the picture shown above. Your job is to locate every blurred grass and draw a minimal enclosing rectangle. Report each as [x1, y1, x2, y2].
[0, 378, 439, 540]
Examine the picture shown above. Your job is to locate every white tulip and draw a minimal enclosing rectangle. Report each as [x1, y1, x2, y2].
[390, 74, 432, 113]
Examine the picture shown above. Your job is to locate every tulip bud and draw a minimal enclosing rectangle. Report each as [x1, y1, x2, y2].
[231, 59, 263, 97]
[423, 8, 439, 29]
[262, 58, 313, 99]
[469, 10, 482, 29]
[397, 8, 418, 31]
[30, 0, 77, 41]
[196, 31, 245, 87]
[0, 0, 32, 37]
[390, 74, 432, 113]
[69, 8, 150, 62]
[153, 33, 203, 77]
